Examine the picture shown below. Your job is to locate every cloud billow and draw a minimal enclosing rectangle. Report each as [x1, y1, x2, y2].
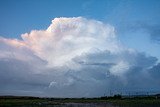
[0, 17, 159, 97]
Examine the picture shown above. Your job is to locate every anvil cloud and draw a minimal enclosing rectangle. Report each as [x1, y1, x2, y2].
[0, 17, 159, 97]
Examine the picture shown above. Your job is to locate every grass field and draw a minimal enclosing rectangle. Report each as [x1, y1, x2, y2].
[0, 95, 160, 107]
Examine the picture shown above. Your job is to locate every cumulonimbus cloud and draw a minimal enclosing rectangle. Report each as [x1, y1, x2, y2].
[0, 17, 159, 97]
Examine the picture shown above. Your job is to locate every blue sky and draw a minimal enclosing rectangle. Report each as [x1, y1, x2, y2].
[0, 0, 160, 59]
[0, 0, 160, 97]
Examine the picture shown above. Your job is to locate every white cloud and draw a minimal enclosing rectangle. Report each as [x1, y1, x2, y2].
[0, 17, 159, 97]
[21, 17, 122, 68]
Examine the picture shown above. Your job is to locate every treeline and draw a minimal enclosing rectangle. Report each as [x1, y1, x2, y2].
[0, 94, 160, 100]
[100, 94, 122, 100]
[101, 94, 160, 100]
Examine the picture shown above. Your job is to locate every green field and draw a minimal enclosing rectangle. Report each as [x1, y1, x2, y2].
[0, 95, 160, 107]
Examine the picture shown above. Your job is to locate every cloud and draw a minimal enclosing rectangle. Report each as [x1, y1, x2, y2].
[144, 24, 160, 43]
[121, 22, 160, 43]
[0, 17, 159, 97]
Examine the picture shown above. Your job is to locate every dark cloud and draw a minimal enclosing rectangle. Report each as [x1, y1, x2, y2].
[149, 63, 160, 79]
[0, 53, 159, 97]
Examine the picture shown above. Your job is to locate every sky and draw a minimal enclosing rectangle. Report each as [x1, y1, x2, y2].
[0, 0, 160, 97]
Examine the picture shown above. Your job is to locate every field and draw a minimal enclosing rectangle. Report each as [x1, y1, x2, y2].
[0, 95, 160, 107]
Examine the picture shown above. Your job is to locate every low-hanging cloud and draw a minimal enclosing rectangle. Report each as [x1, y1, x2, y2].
[0, 17, 160, 97]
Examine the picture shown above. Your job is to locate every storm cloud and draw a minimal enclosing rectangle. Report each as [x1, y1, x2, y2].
[0, 17, 159, 97]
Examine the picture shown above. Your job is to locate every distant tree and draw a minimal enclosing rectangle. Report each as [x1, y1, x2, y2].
[113, 94, 122, 99]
